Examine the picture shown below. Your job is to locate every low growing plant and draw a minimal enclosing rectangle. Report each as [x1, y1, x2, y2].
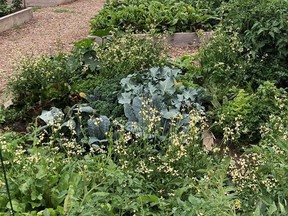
[90, 0, 221, 34]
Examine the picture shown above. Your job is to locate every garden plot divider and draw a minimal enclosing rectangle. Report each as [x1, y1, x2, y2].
[25, 0, 76, 7]
[88, 32, 213, 47]
[0, 7, 33, 33]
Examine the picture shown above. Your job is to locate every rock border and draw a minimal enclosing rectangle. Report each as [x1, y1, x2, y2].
[0, 8, 33, 33]
[25, 0, 76, 7]
[88, 32, 213, 47]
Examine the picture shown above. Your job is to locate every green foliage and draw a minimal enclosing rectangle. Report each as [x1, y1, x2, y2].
[36, 104, 110, 147]
[118, 67, 204, 136]
[0, 110, 237, 215]
[214, 82, 288, 146]
[229, 108, 288, 213]
[221, 0, 288, 61]
[4, 0, 288, 215]
[0, 0, 23, 17]
[83, 76, 124, 118]
[9, 53, 81, 108]
[90, 0, 221, 35]
[0, 1, 12, 17]
[95, 33, 168, 78]
[73, 39, 99, 73]
[189, 0, 288, 93]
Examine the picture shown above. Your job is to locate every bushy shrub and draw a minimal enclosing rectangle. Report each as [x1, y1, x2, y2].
[229, 108, 288, 214]
[221, 0, 288, 61]
[9, 53, 82, 108]
[95, 33, 168, 78]
[213, 82, 288, 146]
[185, 0, 288, 92]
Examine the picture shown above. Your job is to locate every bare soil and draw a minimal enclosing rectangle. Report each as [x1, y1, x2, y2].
[0, 0, 105, 103]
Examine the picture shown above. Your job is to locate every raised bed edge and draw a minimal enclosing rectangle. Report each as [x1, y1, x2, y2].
[25, 0, 76, 7]
[87, 32, 213, 47]
[0, 7, 33, 33]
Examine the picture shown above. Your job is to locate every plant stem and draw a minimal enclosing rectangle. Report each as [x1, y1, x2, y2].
[0, 148, 14, 216]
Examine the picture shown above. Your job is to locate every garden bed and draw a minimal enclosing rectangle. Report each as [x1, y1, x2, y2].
[88, 32, 213, 47]
[25, 0, 76, 7]
[0, 7, 33, 33]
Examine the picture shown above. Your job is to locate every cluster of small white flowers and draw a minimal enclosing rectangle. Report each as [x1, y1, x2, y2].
[222, 115, 244, 143]
[157, 162, 179, 176]
[12, 145, 26, 165]
[137, 160, 153, 175]
[61, 138, 83, 157]
[229, 153, 265, 192]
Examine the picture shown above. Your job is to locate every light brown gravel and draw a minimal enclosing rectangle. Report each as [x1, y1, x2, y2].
[0, 0, 105, 102]
[168, 46, 199, 59]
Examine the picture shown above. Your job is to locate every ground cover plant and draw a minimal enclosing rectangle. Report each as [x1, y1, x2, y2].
[0, 0, 23, 17]
[2, 0, 288, 215]
[90, 0, 226, 35]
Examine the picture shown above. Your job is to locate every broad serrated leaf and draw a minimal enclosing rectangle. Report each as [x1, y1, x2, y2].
[162, 109, 179, 119]
[74, 105, 95, 113]
[124, 103, 138, 122]
[149, 67, 160, 79]
[118, 92, 132, 104]
[159, 77, 176, 95]
[39, 107, 63, 124]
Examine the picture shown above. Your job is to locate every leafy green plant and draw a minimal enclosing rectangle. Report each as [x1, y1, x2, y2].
[72, 39, 99, 74]
[189, 0, 288, 94]
[0, 0, 12, 17]
[9, 53, 82, 108]
[213, 82, 288, 146]
[118, 66, 205, 137]
[36, 104, 110, 148]
[90, 0, 220, 35]
[81, 76, 124, 118]
[221, 0, 288, 60]
[0, 0, 23, 17]
[229, 106, 288, 214]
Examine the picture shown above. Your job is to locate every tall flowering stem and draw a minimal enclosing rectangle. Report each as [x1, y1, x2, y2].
[0, 147, 14, 216]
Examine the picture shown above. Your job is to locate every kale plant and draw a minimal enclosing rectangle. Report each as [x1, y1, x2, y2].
[118, 67, 205, 136]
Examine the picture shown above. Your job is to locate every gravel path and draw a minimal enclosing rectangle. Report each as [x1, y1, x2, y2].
[0, 0, 105, 102]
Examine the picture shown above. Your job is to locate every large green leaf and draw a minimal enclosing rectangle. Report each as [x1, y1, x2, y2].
[39, 107, 63, 125]
[159, 77, 176, 95]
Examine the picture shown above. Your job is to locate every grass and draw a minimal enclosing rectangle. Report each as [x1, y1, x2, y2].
[53, 8, 75, 14]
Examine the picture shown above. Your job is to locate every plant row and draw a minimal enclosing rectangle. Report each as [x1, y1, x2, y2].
[90, 0, 227, 35]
